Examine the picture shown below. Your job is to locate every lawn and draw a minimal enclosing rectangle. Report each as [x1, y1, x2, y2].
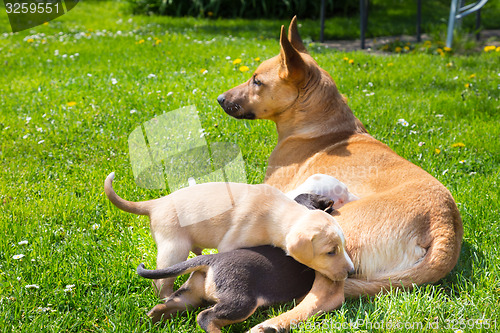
[0, 1, 499, 332]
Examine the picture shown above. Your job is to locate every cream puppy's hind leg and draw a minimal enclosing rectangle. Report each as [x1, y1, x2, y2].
[154, 237, 192, 299]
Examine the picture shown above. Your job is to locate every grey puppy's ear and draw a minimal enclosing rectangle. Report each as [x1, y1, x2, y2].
[294, 193, 334, 213]
[322, 199, 334, 213]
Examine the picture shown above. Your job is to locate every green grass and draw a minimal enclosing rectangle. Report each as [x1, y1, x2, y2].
[1, 1, 499, 332]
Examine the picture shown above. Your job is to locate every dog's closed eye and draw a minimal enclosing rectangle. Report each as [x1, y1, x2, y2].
[326, 247, 339, 256]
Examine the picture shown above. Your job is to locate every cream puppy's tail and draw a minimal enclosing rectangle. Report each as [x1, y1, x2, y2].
[104, 172, 151, 216]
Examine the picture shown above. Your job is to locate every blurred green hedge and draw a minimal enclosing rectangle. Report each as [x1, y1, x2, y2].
[126, 0, 359, 18]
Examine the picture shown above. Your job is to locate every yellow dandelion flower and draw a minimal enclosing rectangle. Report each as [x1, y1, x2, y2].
[254, 57, 260, 61]
[233, 58, 242, 65]
[387, 62, 394, 66]
[239, 66, 250, 72]
[444, 47, 452, 52]
[435, 148, 441, 154]
[404, 46, 410, 51]
[437, 48, 444, 55]
[67, 101, 77, 107]
[27, 38, 34, 43]
[496, 46, 500, 52]
[451, 142, 465, 148]
[484, 45, 496, 52]
[395, 46, 402, 53]
[465, 83, 470, 88]
[43, 22, 49, 26]
[136, 39, 145, 44]
[200, 68, 208, 74]
[424, 41, 432, 47]
[348, 59, 354, 64]
[446, 62, 453, 67]
[155, 39, 162, 45]
[343, 57, 349, 61]
[469, 74, 476, 79]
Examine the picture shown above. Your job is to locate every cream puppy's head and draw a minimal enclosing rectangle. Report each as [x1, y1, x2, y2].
[285, 210, 354, 281]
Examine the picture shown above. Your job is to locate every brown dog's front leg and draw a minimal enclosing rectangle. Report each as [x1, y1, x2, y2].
[249, 272, 345, 333]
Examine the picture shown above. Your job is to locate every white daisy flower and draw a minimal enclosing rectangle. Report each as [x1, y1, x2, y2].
[13, 254, 25, 260]
[397, 119, 409, 127]
[64, 284, 75, 292]
[25, 284, 40, 289]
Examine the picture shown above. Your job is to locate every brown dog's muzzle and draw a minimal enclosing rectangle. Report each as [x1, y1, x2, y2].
[217, 94, 256, 120]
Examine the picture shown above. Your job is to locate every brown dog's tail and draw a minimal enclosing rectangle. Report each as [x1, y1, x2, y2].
[345, 203, 463, 297]
[104, 172, 151, 216]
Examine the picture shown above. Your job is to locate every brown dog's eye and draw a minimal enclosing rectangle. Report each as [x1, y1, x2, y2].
[252, 75, 262, 86]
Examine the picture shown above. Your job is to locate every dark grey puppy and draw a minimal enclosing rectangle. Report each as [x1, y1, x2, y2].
[137, 194, 335, 333]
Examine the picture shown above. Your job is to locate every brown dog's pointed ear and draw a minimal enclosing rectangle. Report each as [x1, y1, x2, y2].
[286, 228, 315, 265]
[279, 25, 306, 82]
[288, 16, 308, 53]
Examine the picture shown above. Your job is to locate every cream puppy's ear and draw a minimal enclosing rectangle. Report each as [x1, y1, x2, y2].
[285, 228, 315, 265]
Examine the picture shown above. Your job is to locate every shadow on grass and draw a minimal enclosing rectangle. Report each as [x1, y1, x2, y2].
[439, 240, 486, 293]
[131, 0, 500, 41]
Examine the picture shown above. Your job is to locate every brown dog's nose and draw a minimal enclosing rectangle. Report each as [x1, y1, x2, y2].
[217, 94, 226, 106]
[348, 266, 356, 277]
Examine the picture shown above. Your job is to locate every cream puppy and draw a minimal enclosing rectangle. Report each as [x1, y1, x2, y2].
[104, 173, 353, 299]
[286, 174, 359, 209]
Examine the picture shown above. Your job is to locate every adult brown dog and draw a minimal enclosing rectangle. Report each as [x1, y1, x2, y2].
[217, 17, 463, 332]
